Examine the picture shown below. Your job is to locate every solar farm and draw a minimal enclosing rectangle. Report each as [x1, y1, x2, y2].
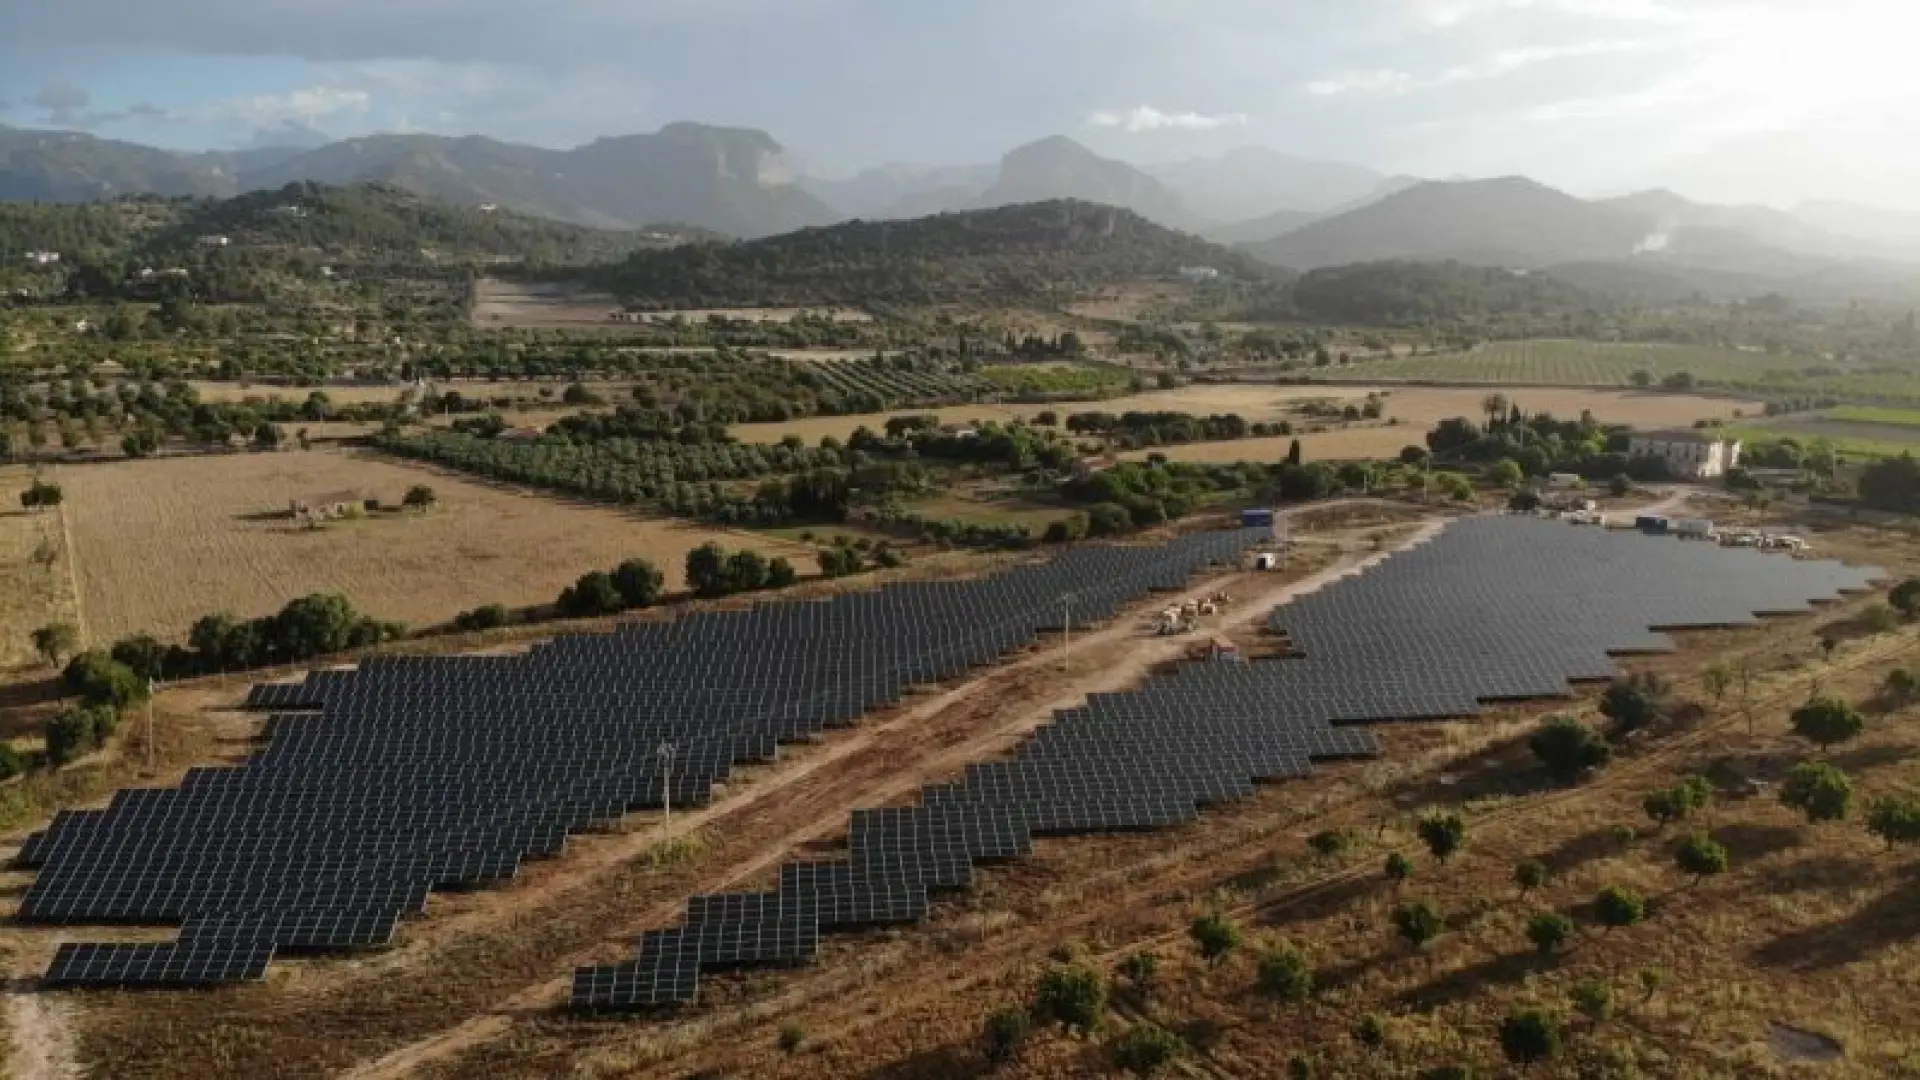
[10, 516, 1882, 1009]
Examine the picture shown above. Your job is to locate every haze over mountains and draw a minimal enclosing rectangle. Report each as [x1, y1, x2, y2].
[4, 118, 1919, 300]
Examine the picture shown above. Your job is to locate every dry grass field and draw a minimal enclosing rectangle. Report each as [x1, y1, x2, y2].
[731, 384, 1757, 447]
[0, 466, 82, 674]
[47, 450, 812, 644]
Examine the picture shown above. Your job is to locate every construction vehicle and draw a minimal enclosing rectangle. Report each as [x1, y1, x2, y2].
[1187, 637, 1243, 663]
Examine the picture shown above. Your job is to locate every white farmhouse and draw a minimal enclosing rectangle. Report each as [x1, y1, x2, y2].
[1628, 430, 1741, 480]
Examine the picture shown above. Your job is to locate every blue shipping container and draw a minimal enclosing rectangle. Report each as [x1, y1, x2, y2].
[1241, 509, 1276, 528]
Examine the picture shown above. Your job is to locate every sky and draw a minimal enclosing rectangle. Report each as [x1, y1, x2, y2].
[2, 0, 1918, 210]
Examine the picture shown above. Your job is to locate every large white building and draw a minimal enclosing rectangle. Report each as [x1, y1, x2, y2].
[1628, 430, 1742, 480]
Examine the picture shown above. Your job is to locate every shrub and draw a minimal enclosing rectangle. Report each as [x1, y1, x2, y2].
[1594, 885, 1647, 931]
[1529, 715, 1611, 781]
[1107, 1024, 1185, 1077]
[43, 708, 99, 767]
[1384, 852, 1413, 887]
[109, 635, 167, 680]
[62, 651, 147, 711]
[1866, 793, 1920, 849]
[556, 571, 624, 618]
[611, 558, 665, 608]
[776, 1024, 805, 1053]
[1189, 913, 1240, 967]
[1860, 602, 1902, 634]
[1890, 577, 1920, 619]
[1599, 673, 1670, 736]
[1032, 964, 1105, 1035]
[1498, 1008, 1564, 1066]
[1352, 1013, 1387, 1049]
[1117, 951, 1159, 995]
[1638, 967, 1666, 1001]
[1393, 901, 1444, 950]
[1526, 912, 1574, 956]
[32, 622, 79, 665]
[1884, 667, 1919, 705]
[1790, 696, 1866, 750]
[1780, 761, 1854, 823]
[980, 1007, 1032, 1065]
[1571, 980, 1614, 1023]
[401, 484, 437, 510]
[1307, 829, 1349, 859]
[0, 742, 27, 781]
[1417, 812, 1467, 863]
[766, 557, 798, 588]
[1254, 944, 1313, 1001]
[1513, 859, 1548, 897]
[453, 604, 513, 632]
[1642, 787, 1694, 830]
[1674, 833, 1730, 883]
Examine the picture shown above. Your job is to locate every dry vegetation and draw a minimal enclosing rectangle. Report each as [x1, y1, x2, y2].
[4, 513, 1917, 1080]
[0, 466, 82, 673]
[46, 449, 812, 644]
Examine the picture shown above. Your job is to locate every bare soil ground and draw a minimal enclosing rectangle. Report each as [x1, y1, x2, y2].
[46, 450, 812, 644]
[731, 385, 1755, 447]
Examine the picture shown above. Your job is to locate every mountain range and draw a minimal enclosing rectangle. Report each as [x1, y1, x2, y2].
[4, 119, 1918, 300]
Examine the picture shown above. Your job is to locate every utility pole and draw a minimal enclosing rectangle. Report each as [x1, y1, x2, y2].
[1060, 593, 1073, 674]
[144, 676, 156, 774]
[658, 742, 676, 823]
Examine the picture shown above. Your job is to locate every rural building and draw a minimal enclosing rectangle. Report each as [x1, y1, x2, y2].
[1177, 266, 1220, 283]
[1628, 430, 1741, 479]
[1072, 454, 1118, 480]
[24, 250, 60, 265]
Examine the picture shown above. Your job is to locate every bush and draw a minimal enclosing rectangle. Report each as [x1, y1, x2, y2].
[1307, 829, 1349, 859]
[1599, 672, 1669, 736]
[776, 1023, 805, 1053]
[1085, 502, 1134, 537]
[1889, 577, 1920, 619]
[43, 708, 101, 767]
[1594, 885, 1647, 931]
[1417, 812, 1467, 863]
[109, 635, 167, 680]
[817, 544, 863, 579]
[1643, 786, 1694, 829]
[1107, 1024, 1186, 1077]
[1513, 859, 1548, 896]
[453, 604, 513, 632]
[1781, 760, 1854, 823]
[1032, 964, 1105, 1035]
[612, 558, 664, 608]
[62, 652, 147, 711]
[1571, 979, 1614, 1022]
[1790, 696, 1866, 750]
[0, 742, 26, 781]
[1859, 602, 1902, 634]
[1498, 1008, 1564, 1066]
[1884, 667, 1919, 705]
[1526, 912, 1574, 956]
[32, 622, 79, 665]
[1117, 951, 1159, 995]
[1189, 913, 1241, 967]
[980, 1006, 1032, 1065]
[556, 571, 624, 618]
[1674, 832, 1730, 883]
[1352, 1013, 1387, 1049]
[1254, 944, 1313, 1001]
[1393, 901, 1444, 950]
[1529, 715, 1611, 781]
[1384, 852, 1413, 886]
[766, 557, 798, 588]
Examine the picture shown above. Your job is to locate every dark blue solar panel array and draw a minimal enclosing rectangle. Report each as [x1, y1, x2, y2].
[571, 517, 1881, 1009]
[19, 528, 1266, 988]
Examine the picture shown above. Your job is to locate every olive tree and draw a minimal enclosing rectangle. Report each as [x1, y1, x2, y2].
[1781, 761, 1854, 824]
[1498, 1008, 1564, 1067]
[1674, 833, 1730, 884]
[1189, 913, 1241, 968]
[1790, 696, 1866, 751]
[1529, 715, 1611, 782]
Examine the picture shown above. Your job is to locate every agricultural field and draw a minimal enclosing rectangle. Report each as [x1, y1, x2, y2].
[730, 383, 1757, 447]
[470, 277, 870, 330]
[1320, 340, 1767, 386]
[46, 450, 812, 645]
[0, 466, 81, 673]
[974, 362, 1135, 399]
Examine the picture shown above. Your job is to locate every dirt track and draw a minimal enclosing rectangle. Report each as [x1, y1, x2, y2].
[335, 522, 1428, 1079]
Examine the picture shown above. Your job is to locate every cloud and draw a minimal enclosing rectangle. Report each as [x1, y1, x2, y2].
[1308, 38, 1660, 96]
[1086, 106, 1249, 133]
[184, 86, 372, 128]
[30, 81, 93, 124]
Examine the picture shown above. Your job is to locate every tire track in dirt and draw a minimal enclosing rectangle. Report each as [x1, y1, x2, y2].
[337, 520, 1431, 1079]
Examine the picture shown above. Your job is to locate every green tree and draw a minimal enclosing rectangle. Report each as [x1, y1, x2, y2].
[1307, 829, 1349, 860]
[1884, 667, 1920, 706]
[32, 622, 79, 665]
[1107, 1024, 1185, 1077]
[1643, 786, 1695, 830]
[980, 1007, 1032, 1066]
[401, 484, 437, 511]
[1526, 912, 1574, 956]
[1353, 1014, 1387, 1050]
[766, 557, 798, 588]
[1393, 901, 1445, 951]
[1487, 458, 1524, 488]
[1790, 696, 1866, 750]
[1189, 913, 1241, 968]
[1674, 833, 1730, 884]
[43, 708, 99, 767]
[109, 635, 166, 680]
[1889, 577, 1920, 620]
[686, 542, 733, 598]
[1780, 761, 1854, 823]
[253, 422, 283, 449]
[1865, 793, 1920, 849]
[1255, 944, 1314, 1001]
[1600, 672, 1670, 736]
[19, 479, 63, 512]
[1285, 439, 1303, 467]
[1513, 859, 1548, 898]
[1529, 716, 1611, 782]
[727, 549, 770, 592]
[0, 742, 25, 781]
[1570, 980, 1613, 1023]
[62, 651, 147, 710]
[611, 558, 664, 609]
[1032, 964, 1105, 1035]
[1417, 812, 1467, 864]
[1498, 1008, 1564, 1067]
[1593, 885, 1647, 932]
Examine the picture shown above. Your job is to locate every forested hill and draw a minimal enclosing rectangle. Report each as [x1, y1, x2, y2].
[0, 183, 700, 266]
[584, 200, 1282, 307]
[1281, 260, 1618, 329]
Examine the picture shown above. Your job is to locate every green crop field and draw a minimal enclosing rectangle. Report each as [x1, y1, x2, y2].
[975, 362, 1132, 399]
[1825, 405, 1920, 428]
[1315, 339, 1920, 406]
